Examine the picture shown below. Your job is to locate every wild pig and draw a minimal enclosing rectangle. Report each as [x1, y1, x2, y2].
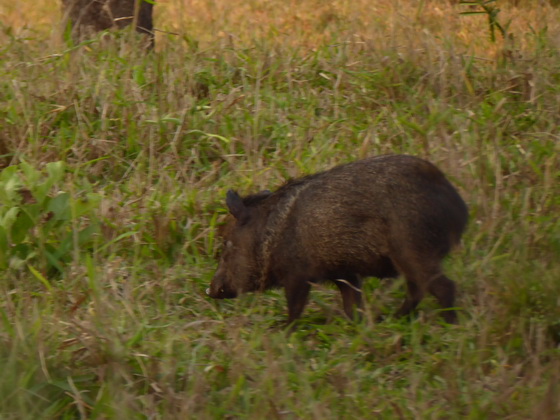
[62, 0, 154, 48]
[207, 155, 468, 325]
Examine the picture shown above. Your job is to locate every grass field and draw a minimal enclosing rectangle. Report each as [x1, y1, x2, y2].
[1, 0, 560, 418]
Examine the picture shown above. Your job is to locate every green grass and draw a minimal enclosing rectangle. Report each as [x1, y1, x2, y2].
[1, 1, 560, 418]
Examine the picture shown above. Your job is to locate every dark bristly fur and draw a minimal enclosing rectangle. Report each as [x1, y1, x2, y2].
[207, 155, 468, 325]
[61, 0, 155, 48]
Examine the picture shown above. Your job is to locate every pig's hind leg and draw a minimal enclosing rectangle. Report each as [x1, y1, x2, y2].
[428, 274, 457, 324]
[391, 255, 436, 320]
[392, 256, 457, 323]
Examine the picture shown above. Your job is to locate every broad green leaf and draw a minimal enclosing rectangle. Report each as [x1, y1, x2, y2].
[47, 192, 71, 222]
[0, 164, 18, 182]
[0, 206, 20, 230]
[72, 193, 102, 219]
[11, 209, 35, 244]
[44, 161, 66, 188]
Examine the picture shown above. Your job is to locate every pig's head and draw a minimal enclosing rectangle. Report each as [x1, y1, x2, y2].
[207, 189, 271, 299]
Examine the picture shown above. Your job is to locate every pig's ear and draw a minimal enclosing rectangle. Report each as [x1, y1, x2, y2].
[226, 190, 250, 223]
[256, 190, 271, 197]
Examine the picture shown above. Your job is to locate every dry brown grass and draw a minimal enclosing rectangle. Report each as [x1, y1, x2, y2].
[2, 1, 560, 55]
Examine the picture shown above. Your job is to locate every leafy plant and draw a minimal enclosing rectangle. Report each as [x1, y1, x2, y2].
[460, 0, 510, 42]
[0, 162, 100, 279]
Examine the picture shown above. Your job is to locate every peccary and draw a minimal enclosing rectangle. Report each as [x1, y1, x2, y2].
[62, 0, 154, 48]
[207, 155, 468, 325]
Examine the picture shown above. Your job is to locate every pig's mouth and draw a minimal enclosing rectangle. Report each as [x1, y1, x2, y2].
[206, 286, 238, 299]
